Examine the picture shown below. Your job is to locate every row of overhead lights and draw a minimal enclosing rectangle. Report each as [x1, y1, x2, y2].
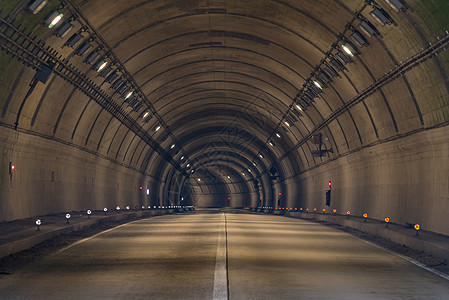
[29, 1, 153, 124]
[32, 1, 279, 179]
[29, 1, 189, 166]
[294, 0, 406, 113]
[250, 0, 408, 171]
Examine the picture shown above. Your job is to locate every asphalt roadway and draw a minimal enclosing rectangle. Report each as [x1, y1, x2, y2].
[1, 211, 448, 299]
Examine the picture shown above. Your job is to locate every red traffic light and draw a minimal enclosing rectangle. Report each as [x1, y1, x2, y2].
[278, 192, 282, 196]
[328, 181, 332, 187]
[139, 186, 143, 190]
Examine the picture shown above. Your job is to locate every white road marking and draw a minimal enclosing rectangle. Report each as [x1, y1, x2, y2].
[349, 234, 449, 281]
[213, 213, 228, 300]
[56, 219, 142, 253]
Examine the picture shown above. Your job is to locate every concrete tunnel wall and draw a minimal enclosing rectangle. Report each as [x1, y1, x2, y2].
[0, 0, 448, 237]
[1, 126, 158, 220]
[287, 125, 449, 235]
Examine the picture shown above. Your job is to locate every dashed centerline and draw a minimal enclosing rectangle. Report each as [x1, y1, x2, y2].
[213, 212, 229, 300]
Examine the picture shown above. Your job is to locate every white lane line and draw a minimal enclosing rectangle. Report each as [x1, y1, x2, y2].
[56, 219, 142, 253]
[349, 234, 449, 281]
[213, 213, 228, 300]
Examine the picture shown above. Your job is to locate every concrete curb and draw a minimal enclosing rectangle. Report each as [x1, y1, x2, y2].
[0, 209, 180, 259]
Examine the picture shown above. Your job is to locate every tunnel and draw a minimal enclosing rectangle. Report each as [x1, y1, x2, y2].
[0, 0, 449, 298]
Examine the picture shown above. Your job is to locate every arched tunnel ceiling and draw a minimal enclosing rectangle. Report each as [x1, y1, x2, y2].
[1, 0, 449, 200]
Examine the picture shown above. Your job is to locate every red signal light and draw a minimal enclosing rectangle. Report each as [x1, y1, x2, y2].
[139, 186, 143, 190]
[328, 181, 332, 188]
[278, 192, 282, 196]
[9, 162, 14, 176]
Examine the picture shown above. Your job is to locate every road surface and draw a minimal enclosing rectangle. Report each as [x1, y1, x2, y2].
[1, 211, 448, 299]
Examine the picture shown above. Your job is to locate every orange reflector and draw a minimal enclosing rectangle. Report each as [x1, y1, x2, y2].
[322, 208, 326, 212]
[313, 208, 317, 212]
[333, 209, 337, 213]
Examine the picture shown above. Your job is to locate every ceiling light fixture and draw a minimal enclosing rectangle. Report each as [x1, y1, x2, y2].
[86, 51, 100, 64]
[350, 31, 368, 47]
[46, 11, 63, 29]
[96, 61, 108, 72]
[28, 0, 48, 14]
[370, 8, 393, 26]
[56, 22, 72, 38]
[329, 58, 345, 71]
[341, 43, 357, 57]
[313, 80, 323, 90]
[359, 20, 379, 37]
[384, 0, 406, 12]
[124, 91, 133, 99]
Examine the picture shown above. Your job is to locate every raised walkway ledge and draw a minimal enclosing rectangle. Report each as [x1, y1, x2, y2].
[0, 208, 193, 259]
[251, 208, 449, 261]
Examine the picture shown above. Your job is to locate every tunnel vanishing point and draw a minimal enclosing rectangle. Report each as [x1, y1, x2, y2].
[0, 0, 448, 237]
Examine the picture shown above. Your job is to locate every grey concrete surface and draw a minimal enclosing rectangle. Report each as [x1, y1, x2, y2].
[264, 208, 449, 261]
[0, 209, 179, 259]
[227, 213, 449, 299]
[1, 212, 449, 299]
[0, 213, 219, 299]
